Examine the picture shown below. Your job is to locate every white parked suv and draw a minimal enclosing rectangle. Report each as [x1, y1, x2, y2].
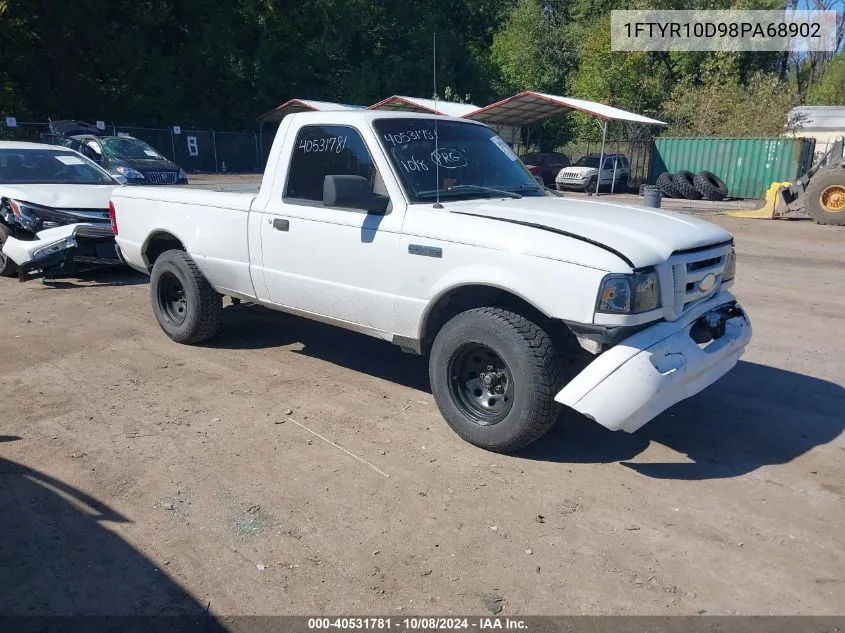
[111, 111, 751, 452]
[556, 153, 630, 193]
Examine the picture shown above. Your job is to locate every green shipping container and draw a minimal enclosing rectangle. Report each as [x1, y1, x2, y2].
[650, 137, 816, 199]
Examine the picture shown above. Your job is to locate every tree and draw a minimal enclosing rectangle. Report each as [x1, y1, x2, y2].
[661, 71, 801, 137]
[489, 0, 571, 94]
[807, 53, 845, 105]
[0, 0, 841, 138]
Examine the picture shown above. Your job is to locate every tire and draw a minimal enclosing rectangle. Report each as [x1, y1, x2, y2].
[693, 170, 728, 201]
[429, 307, 564, 453]
[672, 170, 703, 200]
[0, 223, 18, 278]
[150, 249, 222, 343]
[584, 176, 597, 193]
[656, 172, 681, 198]
[804, 168, 845, 226]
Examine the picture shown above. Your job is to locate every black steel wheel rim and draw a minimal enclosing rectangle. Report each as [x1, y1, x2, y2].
[447, 343, 514, 426]
[157, 271, 188, 326]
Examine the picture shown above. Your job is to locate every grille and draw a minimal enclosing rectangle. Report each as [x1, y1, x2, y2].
[558, 171, 582, 179]
[665, 243, 731, 319]
[144, 171, 179, 184]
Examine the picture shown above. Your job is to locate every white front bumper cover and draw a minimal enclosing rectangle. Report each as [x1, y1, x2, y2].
[555, 291, 752, 433]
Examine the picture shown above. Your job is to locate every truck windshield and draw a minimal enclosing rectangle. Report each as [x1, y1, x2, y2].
[373, 118, 545, 202]
[0, 148, 116, 184]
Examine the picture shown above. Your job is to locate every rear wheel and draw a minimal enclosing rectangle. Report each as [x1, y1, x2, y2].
[805, 169, 845, 226]
[429, 307, 564, 453]
[150, 249, 222, 343]
[0, 224, 18, 278]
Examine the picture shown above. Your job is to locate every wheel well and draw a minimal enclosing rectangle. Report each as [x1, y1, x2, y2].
[420, 285, 575, 354]
[144, 232, 185, 268]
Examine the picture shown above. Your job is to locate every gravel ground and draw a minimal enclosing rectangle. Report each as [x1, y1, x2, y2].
[0, 214, 843, 616]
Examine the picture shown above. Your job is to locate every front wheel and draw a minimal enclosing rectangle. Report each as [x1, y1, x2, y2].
[429, 308, 564, 452]
[150, 249, 222, 343]
[805, 169, 845, 226]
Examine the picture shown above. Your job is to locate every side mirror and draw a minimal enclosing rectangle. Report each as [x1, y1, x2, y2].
[114, 175, 128, 185]
[323, 175, 386, 213]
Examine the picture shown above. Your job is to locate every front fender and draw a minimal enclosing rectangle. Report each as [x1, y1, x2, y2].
[401, 257, 608, 342]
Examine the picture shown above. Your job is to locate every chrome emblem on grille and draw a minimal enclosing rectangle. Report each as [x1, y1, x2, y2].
[698, 273, 717, 293]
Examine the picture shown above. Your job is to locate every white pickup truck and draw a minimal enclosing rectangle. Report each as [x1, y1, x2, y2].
[112, 111, 751, 452]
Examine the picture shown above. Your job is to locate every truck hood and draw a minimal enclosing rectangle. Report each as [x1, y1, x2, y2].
[1, 184, 118, 209]
[448, 196, 732, 268]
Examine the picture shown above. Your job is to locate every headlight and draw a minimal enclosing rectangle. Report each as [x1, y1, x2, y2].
[597, 269, 661, 314]
[115, 166, 145, 180]
[722, 247, 736, 281]
[33, 236, 76, 259]
[8, 199, 45, 232]
[177, 168, 187, 180]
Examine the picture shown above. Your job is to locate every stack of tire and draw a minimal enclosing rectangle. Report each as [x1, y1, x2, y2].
[656, 170, 728, 201]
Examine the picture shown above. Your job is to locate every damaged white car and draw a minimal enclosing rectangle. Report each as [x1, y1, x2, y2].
[0, 141, 122, 281]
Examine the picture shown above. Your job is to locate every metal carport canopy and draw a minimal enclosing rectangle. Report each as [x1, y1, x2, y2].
[464, 91, 665, 195]
[463, 91, 666, 126]
[369, 95, 480, 118]
[257, 99, 365, 124]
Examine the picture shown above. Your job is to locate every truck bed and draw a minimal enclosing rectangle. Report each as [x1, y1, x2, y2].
[112, 186, 258, 298]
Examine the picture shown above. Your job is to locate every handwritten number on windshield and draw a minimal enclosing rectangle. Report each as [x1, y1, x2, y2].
[399, 156, 430, 172]
[298, 136, 348, 154]
[383, 129, 437, 147]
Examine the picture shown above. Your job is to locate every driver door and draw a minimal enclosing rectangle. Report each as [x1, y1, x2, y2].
[257, 124, 402, 335]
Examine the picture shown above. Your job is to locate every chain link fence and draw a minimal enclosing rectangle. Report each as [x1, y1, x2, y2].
[557, 138, 654, 190]
[1, 121, 261, 173]
[2, 119, 659, 184]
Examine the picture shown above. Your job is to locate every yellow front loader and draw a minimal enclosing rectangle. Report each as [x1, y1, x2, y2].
[728, 135, 845, 226]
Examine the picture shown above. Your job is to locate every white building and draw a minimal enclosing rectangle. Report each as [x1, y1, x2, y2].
[789, 105, 845, 162]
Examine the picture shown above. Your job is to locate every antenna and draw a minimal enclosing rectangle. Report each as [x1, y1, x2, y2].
[432, 32, 443, 209]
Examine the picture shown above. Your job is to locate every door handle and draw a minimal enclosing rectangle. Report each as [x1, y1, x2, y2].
[273, 218, 290, 232]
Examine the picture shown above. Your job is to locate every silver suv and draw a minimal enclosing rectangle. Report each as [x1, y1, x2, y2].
[556, 153, 630, 193]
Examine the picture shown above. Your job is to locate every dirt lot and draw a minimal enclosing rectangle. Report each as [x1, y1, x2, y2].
[1, 214, 843, 616]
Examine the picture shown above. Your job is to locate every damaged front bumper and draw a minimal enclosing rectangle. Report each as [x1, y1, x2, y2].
[1, 223, 120, 281]
[555, 292, 752, 433]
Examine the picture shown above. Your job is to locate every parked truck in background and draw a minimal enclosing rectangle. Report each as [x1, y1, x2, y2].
[110, 111, 751, 452]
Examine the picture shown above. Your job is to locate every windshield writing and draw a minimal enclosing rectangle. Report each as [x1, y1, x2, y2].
[374, 119, 544, 202]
